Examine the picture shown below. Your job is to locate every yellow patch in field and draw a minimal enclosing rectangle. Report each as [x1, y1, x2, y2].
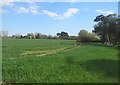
[21, 47, 66, 56]
[6, 46, 81, 59]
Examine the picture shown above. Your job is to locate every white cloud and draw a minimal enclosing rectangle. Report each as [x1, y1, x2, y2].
[17, 7, 29, 13]
[28, 5, 39, 14]
[63, 8, 79, 17]
[42, 10, 59, 17]
[0, 0, 14, 7]
[16, 4, 40, 14]
[42, 8, 79, 20]
[1, 1, 79, 20]
[0, 0, 14, 14]
[95, 10, 115, 15]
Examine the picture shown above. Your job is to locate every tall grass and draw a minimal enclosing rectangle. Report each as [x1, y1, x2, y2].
[2, 38, 118, 83]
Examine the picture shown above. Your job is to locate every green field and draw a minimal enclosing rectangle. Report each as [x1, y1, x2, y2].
[2, 38, 118, 83]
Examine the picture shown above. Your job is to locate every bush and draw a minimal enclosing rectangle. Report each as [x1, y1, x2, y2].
[77, 30, 99, 42]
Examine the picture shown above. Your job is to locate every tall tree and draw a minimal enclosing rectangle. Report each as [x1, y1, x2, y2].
[93, 14, 120, 44]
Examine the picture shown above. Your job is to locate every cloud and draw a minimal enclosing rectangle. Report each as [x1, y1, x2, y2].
[63, 8, 79, 17]
[0, 0, 14, 14]
[42, 10, 59, 17]
[16, 4, 40, 14]
[1, 1, 79, 20]
[0, 0, 39, 14]
[95, 10, 115, 15]
[42, 8, 79, 20]
[17, 7, 29, 13]
[28, 5, 39, 14]
[0, 0, 14, 7]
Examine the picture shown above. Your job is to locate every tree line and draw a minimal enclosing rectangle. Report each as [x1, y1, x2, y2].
[3, 14, 120, 45]
[11, 33, 58, 39]
[10, 32, 77, 40]
[78, 14, 120, 45]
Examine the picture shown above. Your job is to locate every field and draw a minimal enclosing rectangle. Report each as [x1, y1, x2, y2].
[2, 38, 118, 83]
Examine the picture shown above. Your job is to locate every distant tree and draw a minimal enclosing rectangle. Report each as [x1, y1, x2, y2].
[27, 33, 34, 39]
[61, 31, 69, 38]
[12, 34, 21, 38]
[57, 33, 61, 37]
[77, 30, 97, 42]
[1, 30, 8, 38]
[42, 34, 48, 39]
[52, 36, 59, 39]
[78, 30, 89, 42]
[56, 31, 69, 39]
[68, 36, 77, 40]
[11, 35, 16, 38]
[35, 33, 41, 39]
[20, 35, 23, 38]
[48, 35, 52, 39]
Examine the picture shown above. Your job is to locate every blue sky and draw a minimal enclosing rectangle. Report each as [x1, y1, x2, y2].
[1, 2, 118, 36]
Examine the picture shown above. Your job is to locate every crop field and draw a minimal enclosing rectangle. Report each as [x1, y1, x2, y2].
[2, 38, 118, 83]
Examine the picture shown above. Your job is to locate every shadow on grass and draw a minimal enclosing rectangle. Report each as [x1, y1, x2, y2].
[82, 59, 118, 78]
[81, 42, 119, 50]
[66, 58, 118, 78]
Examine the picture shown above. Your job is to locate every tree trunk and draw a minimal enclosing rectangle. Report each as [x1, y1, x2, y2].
[107, 33, 110, 45]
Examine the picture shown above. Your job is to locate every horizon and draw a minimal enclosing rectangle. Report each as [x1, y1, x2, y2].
[1, 2, 118, 36]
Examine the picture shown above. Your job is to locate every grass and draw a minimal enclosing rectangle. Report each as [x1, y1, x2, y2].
[2, 38, 118, 83]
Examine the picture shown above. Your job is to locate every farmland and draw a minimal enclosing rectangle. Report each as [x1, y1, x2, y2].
[2, 38, 118, 83]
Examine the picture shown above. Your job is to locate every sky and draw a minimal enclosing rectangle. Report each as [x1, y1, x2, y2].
[0, 0, 119, 36]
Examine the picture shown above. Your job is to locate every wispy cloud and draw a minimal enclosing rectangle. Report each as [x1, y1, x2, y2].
[3, 1, 79, 20]
[0, 0, 40, 14]
[15, 3, 40, 15]
[1, 1, 79, 20]
[63, 8, 79, 17]
[0, 0, 14, 14]
[28, 5, 40, 14]
[95, 9, 115, 15]
[42, 10, 59, 18]
[0, 0, 14, 7]
[42, 8, 79, 20]
[17, 7, 29, 13]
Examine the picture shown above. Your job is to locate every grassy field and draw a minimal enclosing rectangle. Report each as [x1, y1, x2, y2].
[2, 38, 118, 83]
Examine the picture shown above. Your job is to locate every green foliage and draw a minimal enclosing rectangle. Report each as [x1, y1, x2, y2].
[93, 14, 120, 44]
[68, 36, 77, 40]
[2, 39, 118, 83]
[11, 33, 59, 39]
[56, 31, 69, 39]
[77, 30, 97, 42]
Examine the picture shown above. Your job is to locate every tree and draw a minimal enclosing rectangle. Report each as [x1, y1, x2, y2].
[68, 36, 77, 40]
[93, 14, 120, 44]
[56, 31, 69, 39]
[26, 33, 34, 39]
[35, 33, 41, 39]
[48, 35, 53, 39]
[77, 30, 96, 42]
[57, 33, 61, 37]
